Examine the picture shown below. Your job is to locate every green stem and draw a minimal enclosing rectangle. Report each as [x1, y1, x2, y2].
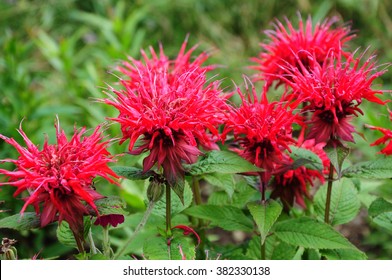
[192, 177, 206, 259]
[192, 177, 202, 205]
[72, 231, 85, 255]
[261, 239, 266, 260]
[166, 183, 172, 237]
[88, 228, 97, 255]
[324, 162, 335, 224]
[102, 226, 111, 259]
[114, 201, 155, 259]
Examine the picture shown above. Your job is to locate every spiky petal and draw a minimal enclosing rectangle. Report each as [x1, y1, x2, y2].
[367, 111, 392, 155]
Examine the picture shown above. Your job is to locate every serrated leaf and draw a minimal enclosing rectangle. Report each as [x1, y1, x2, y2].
[143, 233, 195, 260]
[186, 150, 262, 175]
[171, 178, 185, 204]
[247, 200, 282, 243]
[320, 248, 367, 260]
[368, 198, 392, 232]
[112, 166, 155, 180]
[184, 205, 253, 232]
[94, 196, 128, 216]
[152, 180, 192, 218]
[0, 212, 40, 231]
[326, 144, 350, 177]
[314, 178, 360, 225]
[275, 217, 358, 250]
[343, 157, 392, 179]
[203, 173, 235, 198]
[56, 218, 91, 249]
[289, 145, 323, 171]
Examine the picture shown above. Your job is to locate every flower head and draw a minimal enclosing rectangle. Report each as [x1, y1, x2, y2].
[283, 51, 387, 143]
[103, 40, 229, 184]
[367, 110, 392, 155]
[271, 138, 329, 210]
[0, 120, 118, 236]
[222, 83, 300, 182]
[252, 15, 353, 87]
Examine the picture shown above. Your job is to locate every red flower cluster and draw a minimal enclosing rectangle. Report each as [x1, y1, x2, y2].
[103, 40, 229, 184]
[252, 16, 353, 87]
[0, 121, 118, 236]
[367, 110, 392, 155]
[282, 51, 386, 143]
[223, 84, 299, 184]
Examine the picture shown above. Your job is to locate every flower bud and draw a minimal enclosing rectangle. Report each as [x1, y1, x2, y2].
[147, 179, 164, 202]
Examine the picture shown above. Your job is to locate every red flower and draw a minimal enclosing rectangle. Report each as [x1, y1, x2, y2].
[283, 51, 387, 143]
[0, 120, 118, 236]
[252, 15, 353, 87]
[271, 138, 330, 210]
[367, 111, 392, 155]
[103, 40, 229, 184]
[222, 84, 300, 183]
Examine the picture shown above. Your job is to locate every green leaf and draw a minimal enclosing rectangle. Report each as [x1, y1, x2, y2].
[320, 248, 367, 260]
[56, 218, 91, 249]
[93, 196, 128, 216]
[203, 173, 235, 198]
[143, 233, 195, 260]
[343, 157, 392, 179]
[289, 145, 323, 171]
[152, 180, 193, 218]
[274, 217, 358, 250]
[314, 178, 361, 226]
[270, 240, 298, 260]
[112, 166, 156, 180]
[186, 150, 262, 175]
[171, 178, 185, 204]
[368, 198, 392, 232]
[184, 205, 253, 232]
[326, 144, 350, 177]
[0, 212, 40, 231]
[247, 200, 283, 243]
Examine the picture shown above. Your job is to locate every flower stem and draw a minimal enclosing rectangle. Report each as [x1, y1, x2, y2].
[324, 162, 335, 224]
[114, 200, 156, 259]
[102, 226, 111, 259]
[72, 231, 85, 255]
[88, 228, 97, 255]
[192, 177, 202, 205]
[166, 183, 172, 237]
[261, 239, 266, 260]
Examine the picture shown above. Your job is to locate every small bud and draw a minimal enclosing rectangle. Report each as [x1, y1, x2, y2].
[147, 176, 165, 202]
[1, 238, 18, 260]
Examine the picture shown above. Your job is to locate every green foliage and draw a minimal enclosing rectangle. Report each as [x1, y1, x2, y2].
[314, 178, 361, 225]
[247, 200, 283, 243]
[368, 198, 392, 232]
[56, 218, 91, 249]
[0, 212, 40, 231]
[112, 166, 156, 180]
[289, 145, 324, 171]
[343, 157, 392, 179]
[325, 144, 350, 177]
[184, 205, 254, 232]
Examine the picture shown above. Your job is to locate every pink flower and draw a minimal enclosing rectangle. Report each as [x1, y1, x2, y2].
[0, 120, 118, 236]
[367, 111, 392, 155]
[283, 51, 387, 143]
[252, 15, 353, 87]
[271, 138, 330, 209]
[103, 40, 229, 184]
[222, 83, 300, 183]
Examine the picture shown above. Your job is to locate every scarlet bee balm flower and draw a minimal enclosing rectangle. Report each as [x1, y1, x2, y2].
[0, 121, 118, 236]
[367, 111, 392, 155]
[252, 15, 353, 87]
[103, 40, 229, 184]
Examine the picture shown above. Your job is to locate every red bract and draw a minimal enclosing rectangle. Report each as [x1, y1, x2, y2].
[252, 15, 353, 87]
[0, 121, 118, 236]
[367, 111, 392, 155]
[271, 138, 329, 210]
[283, 51, 387, 143]
[103, 40, 229, 184]
[222, 84, 300, 183]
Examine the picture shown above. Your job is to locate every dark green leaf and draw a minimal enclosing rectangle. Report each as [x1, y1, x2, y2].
[184, 205, 253, 232]
[171, 178, 185, 204]
[289, 145, 323, 171]
[112, 166, 156, 180]
[368, 198, 392, 232]
[203, 173, 235, 198]
[314, 178, 360, 226]
[275, 217, 359, 250]
[0, 212, 40, 231]
[186, 150, 262, 175]
[342, 157, 392, 179]
[143, 233, 195, 260]
[56, 218, 91, 249]
[93, 196, 128, 216]
[320, 248, 367, 260]
[326, 144, 350, 177]
[247, 200, 282, 243]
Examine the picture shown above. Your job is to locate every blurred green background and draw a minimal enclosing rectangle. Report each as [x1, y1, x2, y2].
[1, 0, 392, 259]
